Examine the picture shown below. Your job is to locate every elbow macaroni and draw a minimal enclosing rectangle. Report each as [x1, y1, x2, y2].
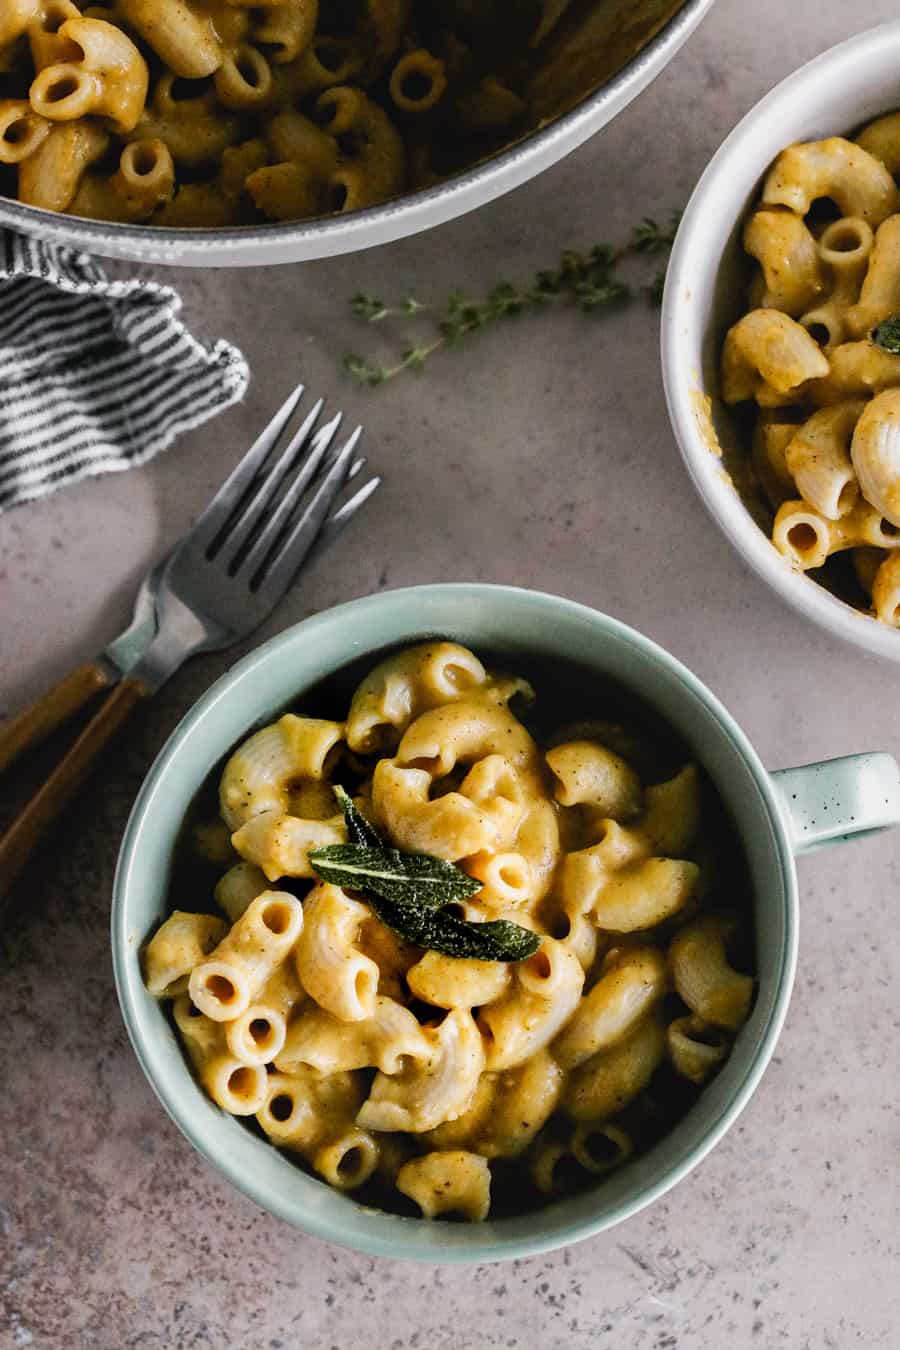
[213, 860, 269, 922]
[189, 890, 304, 1022]
[67, 137, 174, 221]
[294, 884, 379, 1023]
[357, 1009, 485, 1134]
[29, 17, 148, 134]
[721, 309, 830, 403]
[545, 739, 642, 818]
[784, 401, 864, 520]
[849, 389, 900, 527]
[17, 118, 108, 211]
[144, 910, 227, 997]
[219, 714, 343, 829]
[224, 958, 304, 1066]
[723, 115, 900, 622]
[562, 1013, 666, 1123]
[405, 949, 511, 1009]
[552, 947, 668, 1071]
[669, 911, 754, 1031]
[762, 137, 896, 226]
[478, 940, 585, 1072]
[471, 1050, 565, 1159]
[743, 208, 825, 317]
[145, 642, 755, 1220]
[396, 1151, 491, 1221]
[276, 995, 431, 1075]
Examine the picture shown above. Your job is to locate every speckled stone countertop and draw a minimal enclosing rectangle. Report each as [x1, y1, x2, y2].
[2, 1, 900, 1346]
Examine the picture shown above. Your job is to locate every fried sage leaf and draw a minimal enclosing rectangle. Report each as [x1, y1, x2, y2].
[365, 894, 541, 962]
[871, 315, 900, 353]
[308, 842, 483, 908]
[332, 784, 383, 848]
[313, 786, 541, 961]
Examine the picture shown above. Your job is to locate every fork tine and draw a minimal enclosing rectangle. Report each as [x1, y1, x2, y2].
[251, 429, 361, 597]
[308, 458, 367, 557]
[218, 397, 325, 567]
[191, 380, 305, 549]
[318, 475, 381, 548]
[235, 413, 347, 580]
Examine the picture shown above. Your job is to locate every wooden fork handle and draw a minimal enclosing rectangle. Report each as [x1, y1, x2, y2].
[0, 677, 147, 909]
[0, 660, 113, 777]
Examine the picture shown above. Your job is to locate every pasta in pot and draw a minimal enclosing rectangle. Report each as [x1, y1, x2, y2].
[0, 0, 683, 227]
[143, 641, 755, 1221]
[720, 112, 900, 625]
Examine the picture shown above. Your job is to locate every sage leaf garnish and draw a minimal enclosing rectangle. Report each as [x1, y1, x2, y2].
[313, 787, 541, 962]
[309, 842, 484, 908]
[364, 894, 541, 963]
[332, 785, 383, 849]
[870, 315, 900, 353]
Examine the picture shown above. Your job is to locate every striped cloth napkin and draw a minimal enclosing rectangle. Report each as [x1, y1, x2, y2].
[0, 231, 249, 513]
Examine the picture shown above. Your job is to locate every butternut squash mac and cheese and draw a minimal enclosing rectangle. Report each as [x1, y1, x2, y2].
[0, 2, 674, 227]
[721, 115, 900, 625]
[144, 642, 755, 1221]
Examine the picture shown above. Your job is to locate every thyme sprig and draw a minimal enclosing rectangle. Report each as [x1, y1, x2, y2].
[343, 212, 681, 386]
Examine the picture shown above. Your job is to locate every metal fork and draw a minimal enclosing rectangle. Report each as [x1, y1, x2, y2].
[0, 383, 380, 905]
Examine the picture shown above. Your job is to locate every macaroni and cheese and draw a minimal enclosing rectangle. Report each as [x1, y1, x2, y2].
[721, 114, 900, 626]
[0, 2, 681, 228]
[144, 642, 755, 1220]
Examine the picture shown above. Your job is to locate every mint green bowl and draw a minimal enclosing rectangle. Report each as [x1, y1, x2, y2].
[112, 585, 900, 1262]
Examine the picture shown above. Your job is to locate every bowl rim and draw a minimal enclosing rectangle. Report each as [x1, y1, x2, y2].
[111, 584, 797, 1262]
[661, 19, 900, 663]
[0, 0, 716, 263]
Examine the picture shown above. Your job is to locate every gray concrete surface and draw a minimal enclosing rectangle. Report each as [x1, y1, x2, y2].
[2, 1, 899, 1346]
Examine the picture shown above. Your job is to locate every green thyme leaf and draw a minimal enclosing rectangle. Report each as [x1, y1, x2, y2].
[871, 315, 900, 354]
[342, 353, 385, 385]
[401, 344, 430, 372]
[308, 842, 482, 908]
[630, 211, 682, 254]
[351, 292, 389, 322]
[575, 279, 629, 311]
[332, 785, 383, 849]
[365, 894, 541, 962]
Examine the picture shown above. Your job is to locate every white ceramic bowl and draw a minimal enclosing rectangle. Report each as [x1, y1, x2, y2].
[661, 21, 900, 662]
[0, 0, 715, 267]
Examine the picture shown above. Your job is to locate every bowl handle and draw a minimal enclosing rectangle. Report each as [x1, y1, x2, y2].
[770, 753, 900, 854]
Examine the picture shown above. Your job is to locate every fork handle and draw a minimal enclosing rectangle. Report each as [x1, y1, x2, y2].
[0, 677, 147, 909]
[0, 661, 113, 777]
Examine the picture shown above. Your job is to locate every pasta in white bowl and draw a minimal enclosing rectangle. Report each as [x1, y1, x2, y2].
[662, 20, 900, 658]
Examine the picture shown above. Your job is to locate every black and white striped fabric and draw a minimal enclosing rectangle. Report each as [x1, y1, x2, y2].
[0, 231, 249, 512]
